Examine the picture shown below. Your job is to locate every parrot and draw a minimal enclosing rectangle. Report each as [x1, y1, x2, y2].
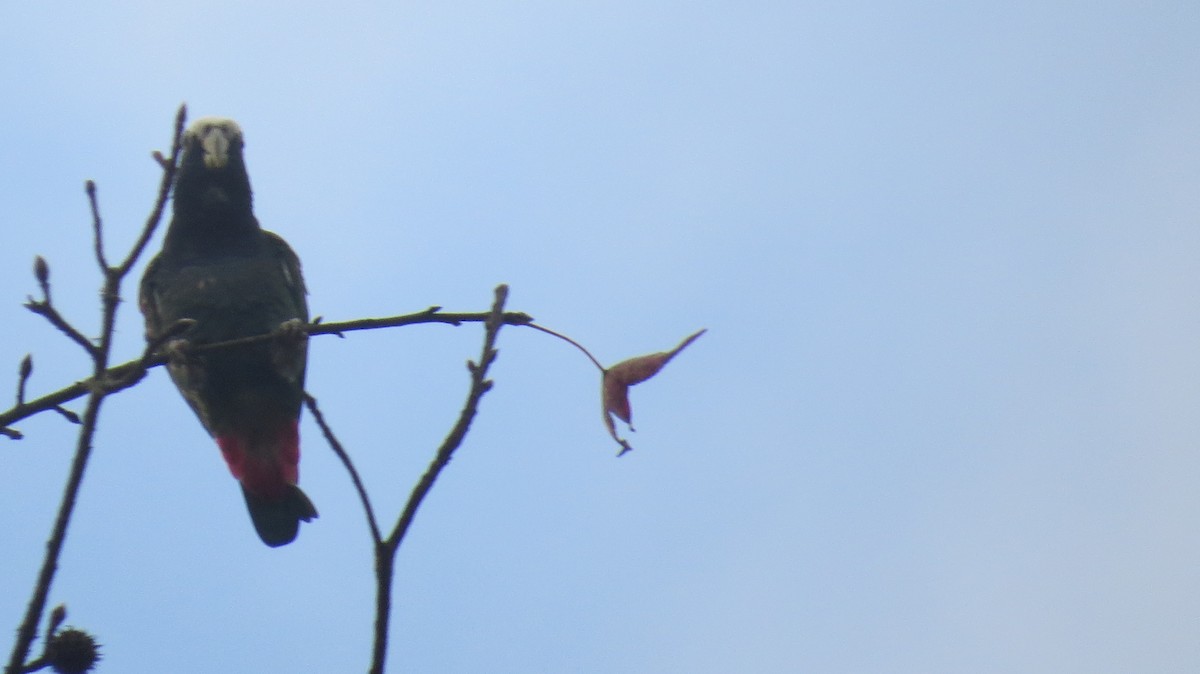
[139, 117, 317, 547]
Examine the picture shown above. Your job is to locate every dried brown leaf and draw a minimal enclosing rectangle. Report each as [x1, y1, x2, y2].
[601, 328, 705, 456]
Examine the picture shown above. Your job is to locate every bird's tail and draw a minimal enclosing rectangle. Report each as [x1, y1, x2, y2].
[242, 483, 318, 547]
[218, 419, 317, 547]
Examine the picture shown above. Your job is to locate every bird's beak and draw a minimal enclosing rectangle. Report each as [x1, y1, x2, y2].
[200, 128, 232, 169]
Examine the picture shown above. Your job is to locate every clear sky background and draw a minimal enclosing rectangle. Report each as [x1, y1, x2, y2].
[2, 2, 1198, 672]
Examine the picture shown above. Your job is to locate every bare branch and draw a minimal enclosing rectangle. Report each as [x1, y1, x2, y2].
[387, 287, 509, 551]
[18, 656, 47, 672]
[6, 386, 109, 674]
[4, 106, 187, 674]
[364, 285, 510, 674]
[51, 407, 80, 425]
[525, 322, 605, 372]
[85, 181, 109, 272]
[22, 300, 97, 358]
[26, 253, 97, 357]
[303, 393, 382, 543]
[114, 104, 186, 277]
[1, 380, 88, 433]
[0, 309, 532, 435]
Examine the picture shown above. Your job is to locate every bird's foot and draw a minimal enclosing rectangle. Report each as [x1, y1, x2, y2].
[161, 337, 207, 390]
[274, 318, 308, 343]
[162, 337, 194, 366]
[270, 319, 308, 382]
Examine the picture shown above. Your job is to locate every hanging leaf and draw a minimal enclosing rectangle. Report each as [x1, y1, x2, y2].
[601, 329, 705, 456]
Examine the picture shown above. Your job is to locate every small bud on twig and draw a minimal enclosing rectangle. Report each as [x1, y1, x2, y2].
[48, 604, 67, 636]
[34, 256, 51, 301]
[17, 354, 33, 405]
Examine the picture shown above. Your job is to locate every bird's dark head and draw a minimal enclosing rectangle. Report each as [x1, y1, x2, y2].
[174, 117, 253, 215]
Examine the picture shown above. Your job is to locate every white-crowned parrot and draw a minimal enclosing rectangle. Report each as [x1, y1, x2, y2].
[139, 117, 317, 547]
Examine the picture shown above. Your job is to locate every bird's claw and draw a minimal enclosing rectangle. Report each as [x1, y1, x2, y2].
[163, 337, 194, 365]
[273, 319, 308, 349]
[270, 319, 308, 383]
[275, 318, 306, 338]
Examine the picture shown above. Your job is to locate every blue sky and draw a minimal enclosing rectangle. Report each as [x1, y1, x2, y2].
[2, 2, 1199, 672]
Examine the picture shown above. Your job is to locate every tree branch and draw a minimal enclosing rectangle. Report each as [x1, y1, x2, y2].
[22, 299, 97, 359]
[114, 105, 187, 278]
[303, 393, 382, 543]
[4, 104, 187, 674]
[386, 287, 508, 553]
[525, 322, 605, 372]
[0, 309, 533, 436]
[363, 284, 509, 674]
[85, 181, 108, 272]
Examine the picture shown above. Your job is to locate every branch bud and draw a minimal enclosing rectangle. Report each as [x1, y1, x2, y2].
[48, 604, 67, 635]
[34, 255, 50, 291]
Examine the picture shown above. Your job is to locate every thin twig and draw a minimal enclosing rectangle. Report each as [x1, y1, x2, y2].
[22, 301, 97, 359]
[526, 322, 605, 372]
[197, 309, 534, 352]
[387, 288, 508, 551]
[1, 380, 92, 432]
[115, 105, 187, 278]
[85, 181, 108, 272]
[18, 657, 47, 673]
[303, 393, 382, 543]
[51, 407, 80, 425]
[6, 383, 108, 674]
